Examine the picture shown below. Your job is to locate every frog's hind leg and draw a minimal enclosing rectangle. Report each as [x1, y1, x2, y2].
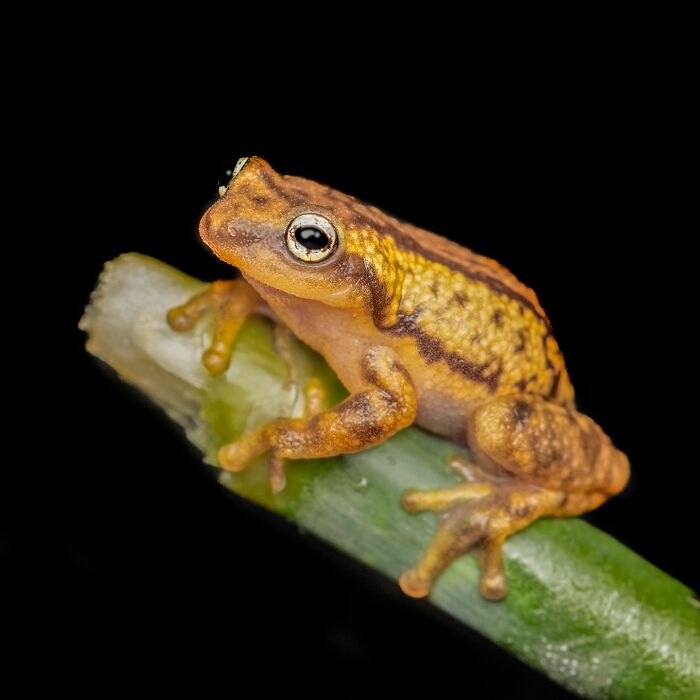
[400, 395, 629, 600]
[167, 279, 271, 375]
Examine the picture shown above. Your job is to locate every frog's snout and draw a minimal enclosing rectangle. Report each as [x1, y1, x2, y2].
[199, 195, 270, 271]
[198, 205, 221, 250]
[198, 201, 232, 256]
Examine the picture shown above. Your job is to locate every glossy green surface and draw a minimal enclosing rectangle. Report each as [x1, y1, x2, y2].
[82, 254, 700, 699]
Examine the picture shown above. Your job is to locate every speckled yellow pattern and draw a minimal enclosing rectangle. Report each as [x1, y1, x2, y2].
[342, 225, 572, 402]
[169, 156, 629, 602]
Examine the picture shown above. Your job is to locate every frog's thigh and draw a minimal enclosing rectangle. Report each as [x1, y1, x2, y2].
[468, 394, 629, 499]
[167, 279, 268, 375]
[218, 346, 417, 492]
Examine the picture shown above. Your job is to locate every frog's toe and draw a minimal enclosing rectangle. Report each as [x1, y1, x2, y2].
[218, 419, 275, 473]
[272, 324, 299, 391]
[474, 540, 508, 600]
[218, 441, 253, 472]
[166, 279, 265, 376]
[167, 304, 198, 331]
[400, 500, 486, 598]
[398, 569, 432, 598]
[218, 434, 289, 493]
[400, 481, 565, 601]
[401, 482, 493, 513]
[400, 537, 508, 600]
[400, 536, 507, 600]
[267, 451, 287, 494]
[216, 378, 329, 492]
[203, 344, 232, 375]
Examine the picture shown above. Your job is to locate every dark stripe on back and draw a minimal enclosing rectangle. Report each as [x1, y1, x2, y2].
[392, 229, 552, 332]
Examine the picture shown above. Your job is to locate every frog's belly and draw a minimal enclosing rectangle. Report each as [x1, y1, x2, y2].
[320, 336, 474, 443]
[248, 280, 479, 443]
[413, 390, 469, 444]
[329, 351, 471, 443]
[393, 341, 492, 444]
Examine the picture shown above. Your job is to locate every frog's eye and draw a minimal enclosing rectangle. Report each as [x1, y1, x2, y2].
[285, 213, 338, 263]
[218, 157, 249, 197]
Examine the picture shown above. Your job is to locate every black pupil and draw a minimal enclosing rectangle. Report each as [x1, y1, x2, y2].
[295, 227, 329, 250]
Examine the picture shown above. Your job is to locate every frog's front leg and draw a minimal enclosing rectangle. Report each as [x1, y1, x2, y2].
[400, 395, 629, 600]
[167, 279, 270, 375]
[218, 346, 417, 493]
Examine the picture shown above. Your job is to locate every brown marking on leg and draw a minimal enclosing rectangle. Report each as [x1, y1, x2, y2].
[511, 399, 533, 426]
[468, 395, 630, 494]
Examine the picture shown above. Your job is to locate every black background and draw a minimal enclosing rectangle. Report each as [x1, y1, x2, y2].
[11, 59, 696, 697]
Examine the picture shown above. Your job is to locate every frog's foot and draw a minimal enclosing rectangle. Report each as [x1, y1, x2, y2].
[167, 279, 273, 376]
[217, 347, 417, 494]
[218, 378, 329, 493]
[399, 477, 565, 600]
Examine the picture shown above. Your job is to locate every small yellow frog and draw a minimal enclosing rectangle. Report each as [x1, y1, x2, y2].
[168, 157, 629, 601]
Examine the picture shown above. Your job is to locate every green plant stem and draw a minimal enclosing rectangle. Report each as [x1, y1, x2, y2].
[81, 254, 699, 700]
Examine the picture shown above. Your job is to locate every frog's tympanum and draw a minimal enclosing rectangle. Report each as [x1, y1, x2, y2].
[168, 157, 629, 601]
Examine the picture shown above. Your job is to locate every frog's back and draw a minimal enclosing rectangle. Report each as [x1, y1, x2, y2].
[340, 204, 574, 413]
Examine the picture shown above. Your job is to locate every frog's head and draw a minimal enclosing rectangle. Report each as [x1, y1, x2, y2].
[199, 156, 403, 315]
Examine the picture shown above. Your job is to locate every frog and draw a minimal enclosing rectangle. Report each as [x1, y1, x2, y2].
[167, 156, 630, 601]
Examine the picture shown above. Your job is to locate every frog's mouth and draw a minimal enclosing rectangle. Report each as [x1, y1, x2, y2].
[217, 157, 249, 198]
